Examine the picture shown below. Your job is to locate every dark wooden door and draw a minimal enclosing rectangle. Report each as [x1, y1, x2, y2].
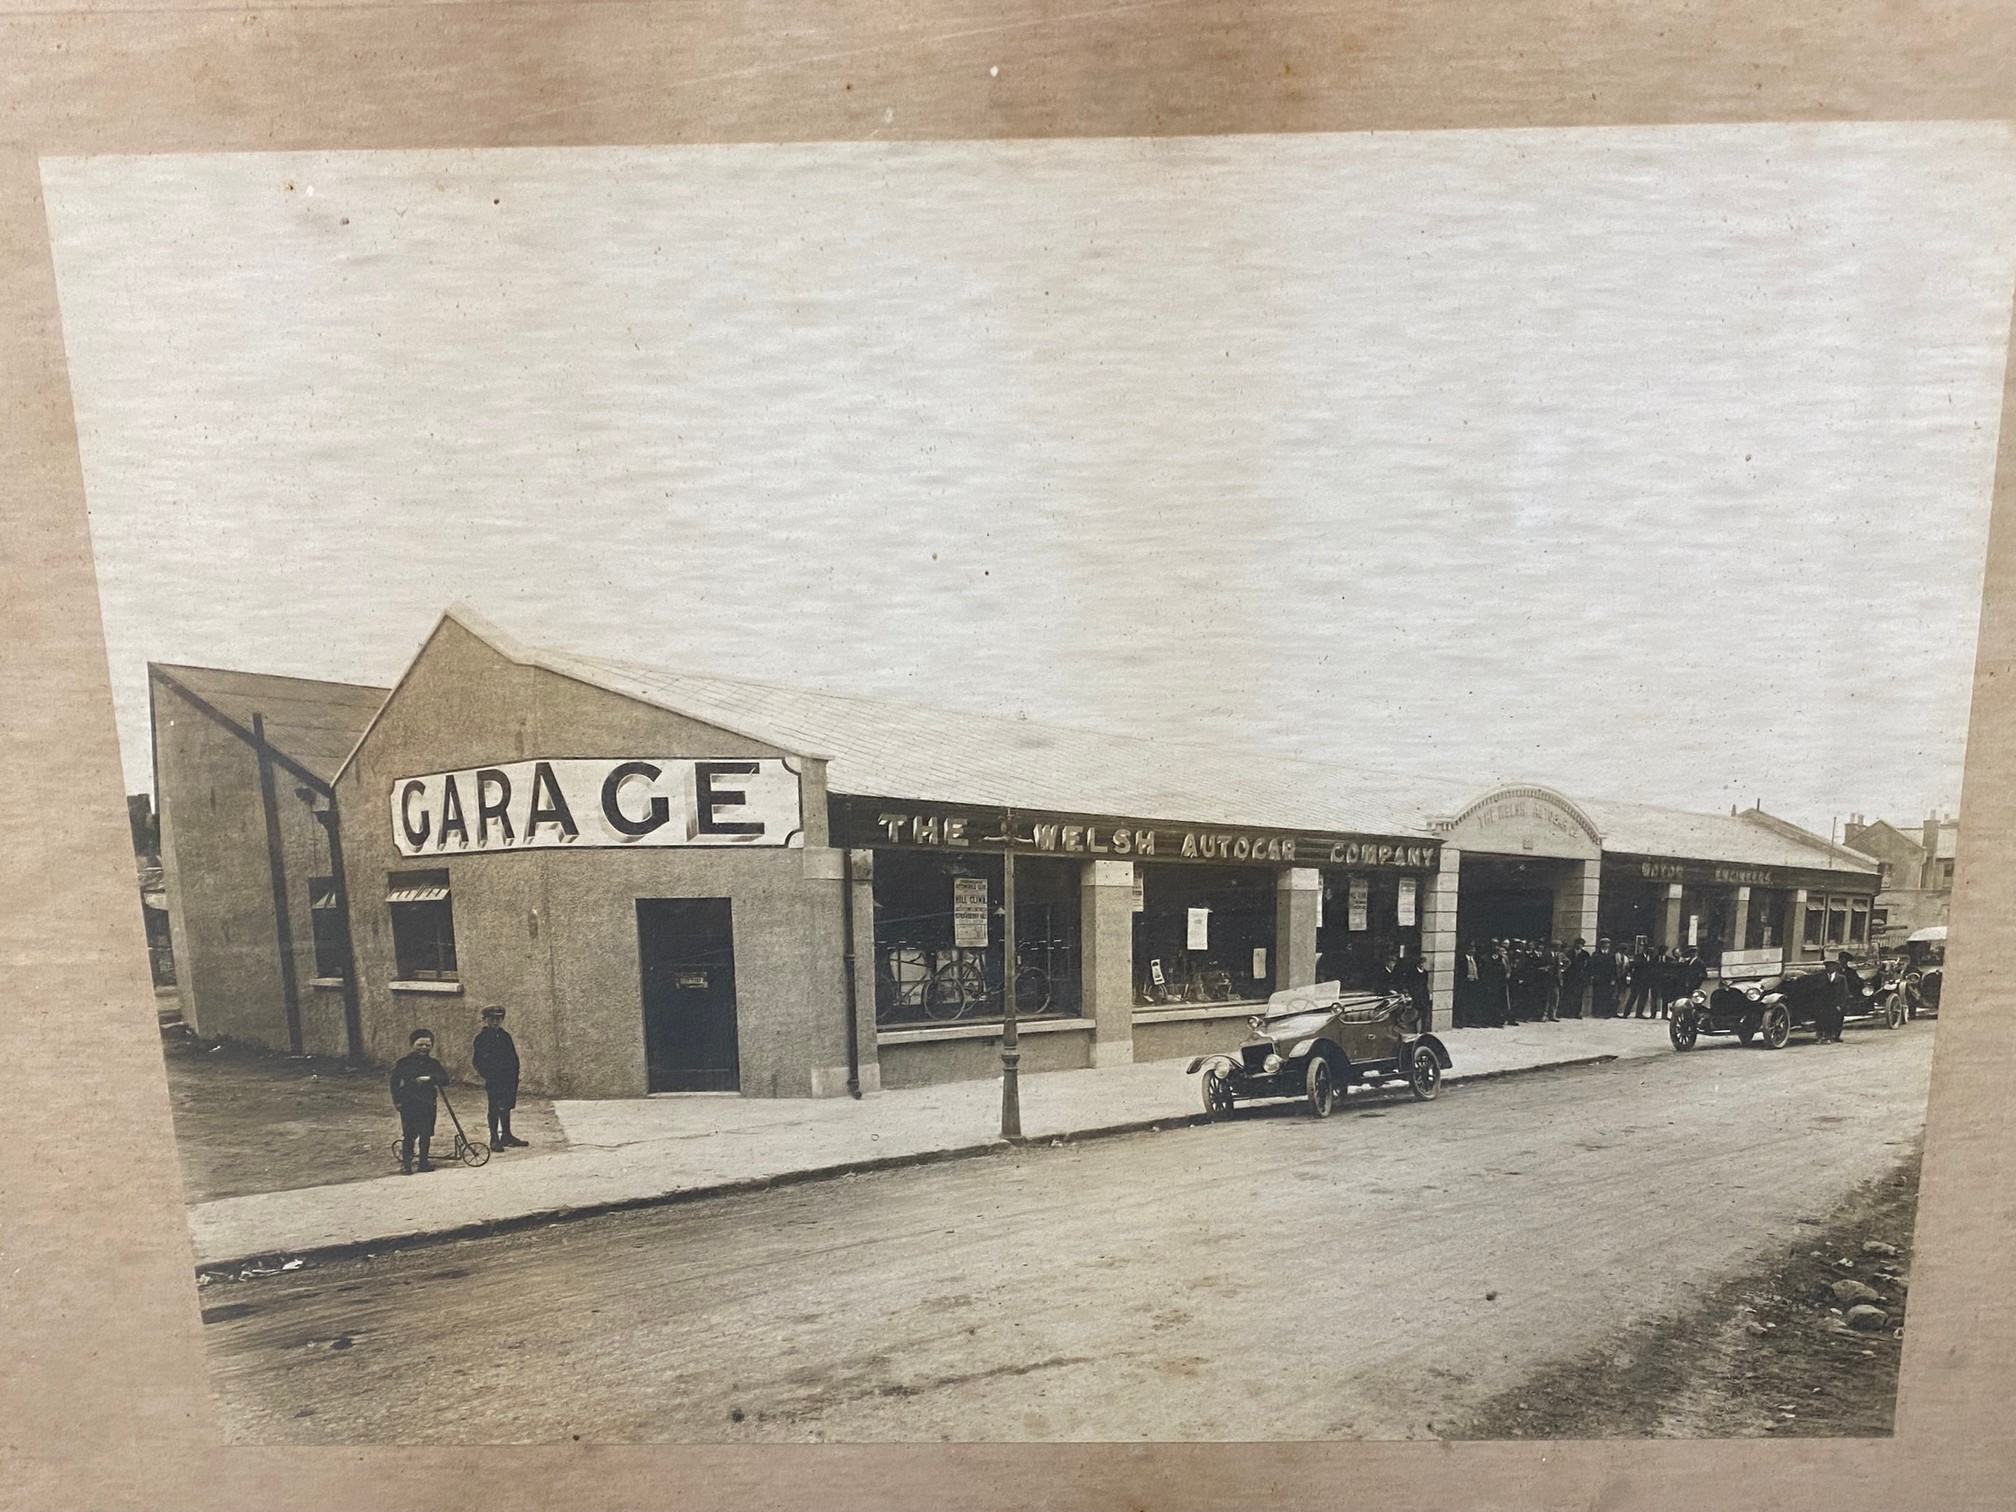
[637, 898, 740, 1093]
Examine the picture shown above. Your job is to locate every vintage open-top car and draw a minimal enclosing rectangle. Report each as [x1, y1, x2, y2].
[1186, 981, 1452, 1117]
[1670, 956, 1901, 1050]
[1897, 926, 1946, 1019]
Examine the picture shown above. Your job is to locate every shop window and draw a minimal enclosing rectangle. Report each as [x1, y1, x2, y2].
[308, 877, 349, 980]
[1802, 903, 1825, 949]
[1316, 871, 1423, 991]
[1134, 864, 1276, 1005]
[1849, 900, 1870, 945]
[1826, 899, 1849, 947]
[869, 851, 1079, 1026]
[388, 869, 457, 981]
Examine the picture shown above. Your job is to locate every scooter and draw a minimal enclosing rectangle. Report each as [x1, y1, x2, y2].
[389, 1086, 492, 1169]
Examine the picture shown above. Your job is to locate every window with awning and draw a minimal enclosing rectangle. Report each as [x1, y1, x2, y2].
[387, 869, 457, 981]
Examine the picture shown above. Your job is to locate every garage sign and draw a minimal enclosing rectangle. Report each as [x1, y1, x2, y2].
[392, 758, 803, 856]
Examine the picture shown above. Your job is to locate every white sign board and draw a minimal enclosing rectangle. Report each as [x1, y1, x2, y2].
[1687, 913, 1700, 948]
[1720, 946, 1785, 980]
[1398, 877, 1418, 928]
[392, 758, 803, 857]
[1252, 946, 1268, 980]
[1348, 876, 1370, 932]
[952, 877, 990, 948]
[1187, 907, 1210, 950]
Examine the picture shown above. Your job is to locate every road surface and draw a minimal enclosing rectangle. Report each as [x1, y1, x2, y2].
[200, 1022, 1934, 1442]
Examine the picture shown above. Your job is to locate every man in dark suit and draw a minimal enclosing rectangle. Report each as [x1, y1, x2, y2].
[1590, 937, 1618, 1017]
[390, 1028, 449, 1175]
[473, 1004, 527, 1149]
[1563, 938, 1592, 1019]
[1484, 941, 1514, 1026]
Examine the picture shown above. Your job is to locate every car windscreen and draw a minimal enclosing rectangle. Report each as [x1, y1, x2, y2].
[1258, 1009, 1341, 1039]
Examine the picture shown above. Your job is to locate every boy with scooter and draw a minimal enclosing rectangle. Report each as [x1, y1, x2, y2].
[390, 1028, 449, 1174]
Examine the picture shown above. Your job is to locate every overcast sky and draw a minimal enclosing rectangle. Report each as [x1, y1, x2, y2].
[41, 125, 2016, 839]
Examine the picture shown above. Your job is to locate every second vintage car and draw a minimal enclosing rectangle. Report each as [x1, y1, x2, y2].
[1670, 955, 1901, 1050]
[1186, 981, 1452, 1117]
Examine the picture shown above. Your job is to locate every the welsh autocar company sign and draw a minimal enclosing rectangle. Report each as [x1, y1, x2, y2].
[392, 758, 803, 856]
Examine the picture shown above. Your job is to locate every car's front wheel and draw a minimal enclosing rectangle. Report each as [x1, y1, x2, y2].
[1669, 1008, 1699, 1051]
[1305, 1056, 1339, 1118]
[1759, 1003, 1791, 1049]
[1408, 1044, 1442, 1101]
[1199, 1066, 1236, 1119]
[1883, 993, 1907, 1030]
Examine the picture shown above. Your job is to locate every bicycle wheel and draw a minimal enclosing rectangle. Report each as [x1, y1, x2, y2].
[1013, 965, 1052, 1015]
[925, 959, 985, 1020]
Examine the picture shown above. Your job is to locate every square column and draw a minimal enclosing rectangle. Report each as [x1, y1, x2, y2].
[1730, 886, 1751, 958]
[1423, 847, 1461, 1030]
[1785, 888, 1808, 963]
[1081, 860, 1136, 1068]
[1551, 859, 1600, 1015]
[1275, 867, 1321, 991]
[846, 849, 882, 1094]
[1659, 882, 1684, 948]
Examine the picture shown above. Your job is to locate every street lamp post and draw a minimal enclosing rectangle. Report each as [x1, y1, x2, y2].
[1000, 850, 1022, 1141]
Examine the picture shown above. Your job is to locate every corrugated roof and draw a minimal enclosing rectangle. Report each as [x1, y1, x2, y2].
[1582, 798, 1873, 876]
[152, 663, 388, 782]
[432, 606, 1873, 874]
[534, 643, 1460, 838]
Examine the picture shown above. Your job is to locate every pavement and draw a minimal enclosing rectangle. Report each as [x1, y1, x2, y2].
[186, 1017, 1674, 1272]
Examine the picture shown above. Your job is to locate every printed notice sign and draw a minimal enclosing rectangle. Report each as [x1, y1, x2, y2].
[392, 757, 802, 857]
[1398, 877, 1418, 927]
[952, 877, 991, 947]
[1348, 876, 1370, 932]
[1252, 947, 1268, 980]
[1187, 907, 1210, 949]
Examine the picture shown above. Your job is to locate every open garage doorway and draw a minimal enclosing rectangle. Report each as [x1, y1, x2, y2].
[1456, 855, 1579, 947]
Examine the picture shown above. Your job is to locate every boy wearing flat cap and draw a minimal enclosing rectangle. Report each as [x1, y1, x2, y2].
[473, 1005, 527, 1149]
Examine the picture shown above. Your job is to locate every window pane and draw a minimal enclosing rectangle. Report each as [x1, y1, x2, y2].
[1826, 901, 1848, 945]
[1802, 905, 1825, 947]
[392, 896, 458, 980]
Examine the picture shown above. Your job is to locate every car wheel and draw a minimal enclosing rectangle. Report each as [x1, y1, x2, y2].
[1759, 1003, 1791, 1049]
[1883, 994, 1906, 1030]
[1669, 1010, 1699, 1051]
[1199, 1066, 1236, 1119]
[1408, 1044, 1442, 1101]
[1305, 1056, 1339, 1118]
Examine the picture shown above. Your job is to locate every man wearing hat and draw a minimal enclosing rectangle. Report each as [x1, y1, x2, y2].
[389, 1028, 448, 1175]
[472, 1005, 528, 1148]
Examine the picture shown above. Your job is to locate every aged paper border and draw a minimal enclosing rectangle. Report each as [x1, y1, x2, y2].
[3, 4, 2013, 1508]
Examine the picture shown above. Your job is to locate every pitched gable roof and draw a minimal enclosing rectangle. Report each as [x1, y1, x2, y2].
[151, 663, 389, 784]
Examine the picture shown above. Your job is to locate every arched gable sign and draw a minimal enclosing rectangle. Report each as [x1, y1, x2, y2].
[1429, 784, 1604, 861]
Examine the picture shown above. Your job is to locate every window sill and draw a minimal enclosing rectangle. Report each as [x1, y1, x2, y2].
[877, 1018, 1091, 1046]
[1132, 1000, 1268, 1026]
[307, 977, 348, 990]
[389, 980, 464, 994]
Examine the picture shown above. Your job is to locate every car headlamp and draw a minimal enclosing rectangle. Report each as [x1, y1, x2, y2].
[1744, 985, 1762, 1001]
[1263, 1053, 1283, 1074]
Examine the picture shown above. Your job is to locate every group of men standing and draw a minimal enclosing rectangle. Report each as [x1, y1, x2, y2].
[1455, 936, 1708, 1027]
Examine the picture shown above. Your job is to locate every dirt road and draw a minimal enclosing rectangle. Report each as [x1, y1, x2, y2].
[200, 1022, 1934, 1442]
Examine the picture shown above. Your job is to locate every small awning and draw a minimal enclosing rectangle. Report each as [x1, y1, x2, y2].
[311, 891, 342, 910]
[1906, 925, 1948, 944]
[385, 885, 450, 904]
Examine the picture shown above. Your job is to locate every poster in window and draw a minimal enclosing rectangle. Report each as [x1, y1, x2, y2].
[1131, 876, 1144, 913]
[1186, 907, 1210, 950]
[1397, 877, 1418, 928]
[1252, 946, 1268, 980]
[1687, 913, 1699, 948]
[952, 877, 990, 948]
[1315, 882, 1324, 929]
[1347, 876, 1370, 932]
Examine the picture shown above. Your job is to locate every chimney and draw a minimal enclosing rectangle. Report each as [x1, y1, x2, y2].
[1924, 816, 1939, 853]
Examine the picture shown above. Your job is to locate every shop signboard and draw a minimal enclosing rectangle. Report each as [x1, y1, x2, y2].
[1398, 877, 1418, 927]
[830, 796, 1439, 872]
[1187, 907, 1210, 949]
[1347, 876, 1370, 932]
[1608, 853, 1877, 896]
[391, 757, 803, 857]
[951, 877, 990, 947]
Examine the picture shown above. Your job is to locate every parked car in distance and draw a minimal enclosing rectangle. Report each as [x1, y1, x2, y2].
[1186, 981, 1452, 1118]
[1897, 926, 1946, 1019]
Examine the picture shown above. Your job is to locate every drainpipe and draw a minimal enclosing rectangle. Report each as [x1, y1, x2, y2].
[840, 847, 862, 1098]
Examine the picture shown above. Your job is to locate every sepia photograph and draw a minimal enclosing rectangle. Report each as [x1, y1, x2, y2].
[34, 121, 2013, 1445]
